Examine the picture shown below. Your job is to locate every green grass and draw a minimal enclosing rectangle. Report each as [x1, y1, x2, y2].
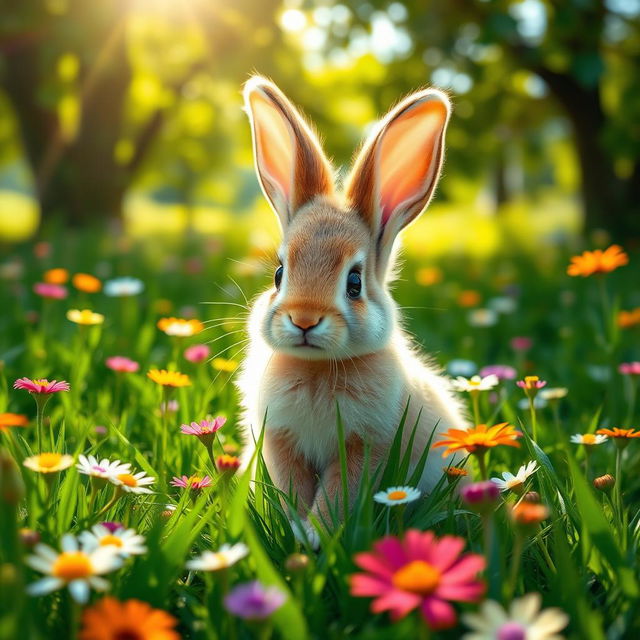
[1, 225, 639, 638]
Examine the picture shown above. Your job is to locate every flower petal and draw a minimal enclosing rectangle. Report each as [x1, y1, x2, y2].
[420, 596, 457, 630]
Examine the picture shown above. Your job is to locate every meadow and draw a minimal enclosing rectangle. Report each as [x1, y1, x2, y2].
[1, 224, 639, 639]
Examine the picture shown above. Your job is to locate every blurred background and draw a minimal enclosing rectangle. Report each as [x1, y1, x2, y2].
[1, 0, 639, 252]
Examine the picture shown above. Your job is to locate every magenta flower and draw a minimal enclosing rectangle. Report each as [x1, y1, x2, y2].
[479, 365, 517, 381]
[170, 475, 212, 490]
[184, 344, 211, 363]
[180, 417, 226, 443]
[516, 377, 547, 398]
[619, 362, 640, 376]
[33, 283, 68, 300]
[106, 356, 140, 373]
[350, 529, 485, 630]
[100, 522, 123, 533]
[13, 378, 71, 394]
[224, 581, 286, 620]
[510, 336, 532, 352]
[460, 481, 500, 514]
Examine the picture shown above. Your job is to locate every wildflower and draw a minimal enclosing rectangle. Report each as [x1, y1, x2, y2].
[618, 308, 640, 329]
[159, 399, 179, 415]
[570, 433, 607, 446]
[567, 244, 628, 277]
[103, 277, 144, 297]
[487, 296, 517, 314]
[180, 417, 226, 446]
[350, 529, 485, 629]
[33, 283, 68, 299]
[510, 336, 532, 352]
[157, 317, 204, 337]
[619, 362, 640, 376]
[468, 309, 498, 328]
[446, 359, 478, 377]
[72, 273, 102, 293]
[14, 378, 70, 394]
[25, 534, 122, 603]
[0, 412, 29, 432]
[76, 455, 131, 482]
[479, 365, 517, 381]
[435, 423, 521, 458]
[19, 529, 41, 547]
[416, 266, 443, 286]
[184, 343, 211, 363]
[596, 427, 640, 452]
[593, 474, 615, 493]
[458, 290, 481, 307]
[511, 502, 550, 528]
[147, 369, 191, 388]
[523, 491, 541, 504]
[462, 592, 568, 640]
[374, 486, 421, 506]
[161, 504, 177, 519]
[285, 553, 310, 573]
[212, 358, 238, 372]
[80, 597, 180, 640]
[80, 524, 147, 558]
[43, 268, 69, 284]
[109, 470, 155, 494]
[217, 454, 241, 472]
[170, 475, 213, 490]
[443, 466, 468, 482]
[452, 375, 499, 393]
[105, 356, 140, 373]
[539, 387, 568, 401]
[491, 461, 538, 494]
[67, 309, 105, 326]
[24, 453, 74, 474]
[186, 542, 249, 571]
[460, 481, 500, 513]
[517, 376, 547, 397]
[34, 241, 51, 259]
[224, 581, 287, 620]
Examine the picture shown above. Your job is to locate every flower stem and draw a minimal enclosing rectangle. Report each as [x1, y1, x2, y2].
[94, 486, 122, 519]
[528, 396, 538, 442]
[475, 450, 488, 481]
[33, 393, 52, 452]
[159, 387, 170, 486]
[506, 533, 523, 601]
[471, 391, 480, 425]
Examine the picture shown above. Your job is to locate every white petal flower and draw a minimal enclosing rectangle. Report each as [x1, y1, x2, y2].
[491, 461, 539, 493]
[570, 434, 607, 446]
[76, 454, 131, 480]
[109, 469, 155, 494]
[539, 387, 568, 401]
[79, 524, 147, 558]
[373, 486, 421, 506]
[187, 543, 249, 571]
[452, 375, 500, 393]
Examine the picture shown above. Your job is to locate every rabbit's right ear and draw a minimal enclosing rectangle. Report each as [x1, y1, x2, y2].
[244, 77, 334, 229]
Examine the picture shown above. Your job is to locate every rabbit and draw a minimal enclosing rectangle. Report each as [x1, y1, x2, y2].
[236, 76, 468, 530]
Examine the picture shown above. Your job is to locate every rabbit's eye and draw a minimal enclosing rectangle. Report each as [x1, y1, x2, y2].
[274, 265, 284, 289]
[346, 271, 362, 299]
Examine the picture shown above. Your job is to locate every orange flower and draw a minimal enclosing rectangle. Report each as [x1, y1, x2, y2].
[511, 502, 549, 527]
[434, 423, 521, 457]
[618, 308, 640, 329]
[80, 596, 180, 640]
[72, 273, 102, 293]
[147, 369, 191, 388]
[596, 427, 640, 440]
[443, 466, 468, 479]
[457, 290, 481, 307]
[217, 454, 241, 472]
[567, 244, 628, 277]
[0, 413, 29, 433]
[157, 317, 204, 337]
[44, 268, 69, 284]
[416, 267, 443, 287]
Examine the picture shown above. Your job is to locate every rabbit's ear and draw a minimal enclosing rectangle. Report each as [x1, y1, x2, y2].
[346, 89, 450, 266]
[244, 76, 334, 229]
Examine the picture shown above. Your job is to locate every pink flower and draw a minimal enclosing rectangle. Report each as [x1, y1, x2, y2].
[170, 475, 212, 490]
[510, 336, 532, 352]
[479, 365, 517, 381]
[33, 283, 68, 299]
[619, 362, 640, 376]
[460, 481, 500, 514]
[106, 356, 140, 373]
[350, 529, 485, 630]
[181, 417, 226, 447]
[184, 344, 211, 363]
[516, 376, 547, 392]
[13, 378, 70, 394]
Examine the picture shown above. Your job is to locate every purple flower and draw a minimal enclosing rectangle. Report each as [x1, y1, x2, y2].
[100, 522, 123, 533]
[460, 481, 500, 513]
[224, 581, 286, 620]
[479, 365, 517, 381]
[510, 336, 532, 352]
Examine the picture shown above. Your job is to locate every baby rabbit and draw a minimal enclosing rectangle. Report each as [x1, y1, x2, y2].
[237, 76, 467, 527]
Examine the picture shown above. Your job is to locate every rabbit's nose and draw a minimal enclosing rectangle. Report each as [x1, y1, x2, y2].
[289, 313, 323, 331]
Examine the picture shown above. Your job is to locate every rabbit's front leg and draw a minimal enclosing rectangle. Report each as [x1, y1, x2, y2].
[263, 429, 317, 513]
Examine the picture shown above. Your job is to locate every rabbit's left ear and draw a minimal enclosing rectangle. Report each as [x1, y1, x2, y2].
[345, 89, 451, 268]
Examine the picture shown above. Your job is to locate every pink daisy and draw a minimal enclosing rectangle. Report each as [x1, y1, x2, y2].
[105, 356, 140, 373]
[180, 417, 226, 442]
[13, 378, 71, 394]
[33, 283, 68, 300]
[350, 529, 485, 630]
[619, 362, 640, 376]
[170, 475, 213, 490]
[184, 344, 211, 363]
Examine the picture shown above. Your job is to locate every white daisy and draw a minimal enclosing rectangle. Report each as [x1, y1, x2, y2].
[462, 592, 568, 640]
[373, 486, 421, 506]
[539, 387, 569, 401]
[186, 543, 249, 571]
[109, 469, 155, 494]
[25, 534, 122, 603]
[452, 374, 500, 393]
[76, 454, 131, 481]
[467, 308, 499, 328]
[79, 524, 147, 558]
[103, 277, 144, 297]
[570, 434, 607, 446]
[491, 461, 539, 493]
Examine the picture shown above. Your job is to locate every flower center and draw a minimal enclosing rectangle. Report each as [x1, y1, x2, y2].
[99, 535, 123, 547]
[33, 379, 48, 386]
[113, 631, 143, 640]
[387, 490, 407, 500]
[38, 453, 62, 468]
[582, 434, 597, 445]
[392, 560, 441, 595]
[117, 473, 138, 487]
[497, 621, 527, 640]
[189, 476, 202, 486]
[52, 552, 93, 580]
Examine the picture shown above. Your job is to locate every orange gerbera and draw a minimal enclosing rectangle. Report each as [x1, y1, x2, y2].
[596, 427, 640, 440]
[147, 369, 191, 388]
[567, 244, 628, 277]
[72, 273, 102, 293]
[511, 502, 549, 527]
[618, 308, 640, 329]
[79, 596, 180, 640]
[0, 412, 29, 432]
[157, 317, 204, 337]
[434, 423, 521, 457]
[43, 268, 69, 284]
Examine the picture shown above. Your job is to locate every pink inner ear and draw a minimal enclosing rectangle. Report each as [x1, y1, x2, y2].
[378, 100, 448, 226]
[251, 92, 294, 200]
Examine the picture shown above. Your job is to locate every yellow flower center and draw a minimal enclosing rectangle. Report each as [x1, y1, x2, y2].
[117, 473, 138, 487]
[33, 379, 48, 386]
[38, 453, 63, 468]
[52, 552, 92, 580]
[387, 490, 408, 500]
[392, 560, 441, 595]
[469, 379, 481, 386]
[189, 476, 202, 486]
[582, 434, 597, 445]
[99, 535, 123, 547]
[524, 376, 539, 387]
